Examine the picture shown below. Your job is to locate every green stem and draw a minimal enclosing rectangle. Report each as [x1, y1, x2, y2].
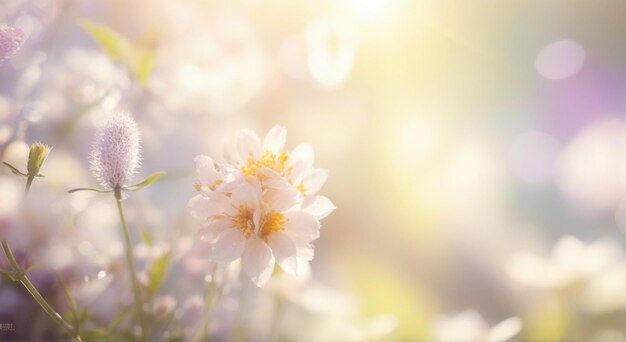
[192, 267, 220, 342]
[24, 176, 34, 197]
[115, 191, 147, 341]
[1, 240, 81, 341]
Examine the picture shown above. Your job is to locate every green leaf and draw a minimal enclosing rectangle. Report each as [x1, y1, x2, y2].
[78, 19, 156, 84]
[148, 251, 170, 296]
[81, 329, 110, 340]
[133, 49, 155, 85]
[2, 161, 27, 177]
[124, 171, 165, 192]
[140, 227, 153, 247]
[79, 308, 91, 325]
[78, 19, 132, 62]
[67, 187, 112, 194]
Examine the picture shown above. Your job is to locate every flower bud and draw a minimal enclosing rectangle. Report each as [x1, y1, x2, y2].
[26, 143, 51, 177]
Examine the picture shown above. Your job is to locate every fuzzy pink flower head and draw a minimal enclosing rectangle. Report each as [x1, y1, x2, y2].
[90, 113, 141, 190]
[0, 25, 25, 63]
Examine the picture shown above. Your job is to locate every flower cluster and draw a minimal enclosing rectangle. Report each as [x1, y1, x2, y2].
[189, 126, 335, 286]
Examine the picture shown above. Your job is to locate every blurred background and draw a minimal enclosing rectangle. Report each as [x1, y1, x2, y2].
[2, 0, 626, 341]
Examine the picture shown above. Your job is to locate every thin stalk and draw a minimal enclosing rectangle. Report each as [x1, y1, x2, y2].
[192, 267, 220, 342]
[268, 297, 284, 342]
[24, 176, 34, 196]
[114, 189, 147, 341]
[1, 241, 81, 341]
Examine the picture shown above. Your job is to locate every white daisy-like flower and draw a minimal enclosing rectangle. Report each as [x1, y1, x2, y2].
[189, 125, 335, 287]
[90, 113, 142, 191]
[224, 125, 329, 197]
[190, 182, 325, 287]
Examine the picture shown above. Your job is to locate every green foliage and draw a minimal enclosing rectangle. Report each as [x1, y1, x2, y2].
[148, 251, 171, 296]
[78, 19, 156, 85]
[124, 171, 166, 192]
[141, 227, 154, 247]
[67, 187, 112, 194]
[3, 161, 27, 177]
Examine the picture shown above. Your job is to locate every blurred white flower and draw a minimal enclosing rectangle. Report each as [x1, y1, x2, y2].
[306, 20, 359, 89]
[278, 282, 397, 342]
[189, 126, 335, 287]
[508, 235, 622, 289]
[0, 24, 25, 63]
[90, 113, 142, 190]
[431, 310, 522, 342]
[152, 295, 177, 318]
[582, 262, 626, 314]
[559, 118, 626, 214]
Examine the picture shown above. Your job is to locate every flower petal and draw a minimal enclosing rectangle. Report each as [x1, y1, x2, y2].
[238, 129, 262, 162]
[290, 143, 314, 167]
[194, 155, 220, 186]
[205, 191, 239, 216]
[296, 243, 315, 261]
[284, 211, 320, 242]
[231, 183, 260, 211]
[211, 229, 246, 263]
[300, 168, 329, 195]
[188, 195, 221, 220]
[199, 219, 235, 242]
[303, 195, 336, 220]
[263, 125, 287, 154]
[243, 238, 275, 287]
[257, 167, 291, 189]
[263, 187, 300, 212]
[267, 232, 298, 275]
[484, 317, 522, 342]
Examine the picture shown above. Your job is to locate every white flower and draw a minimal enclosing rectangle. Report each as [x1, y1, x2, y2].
[431, 310, 522, 342]
[189, 125, 335, 287]
[0, 24, 25, 63]
[90, 113, 141, 190]
[190, 182, 320, 287]
[224, 125, 329, 197]
[507, 235, 622, 289]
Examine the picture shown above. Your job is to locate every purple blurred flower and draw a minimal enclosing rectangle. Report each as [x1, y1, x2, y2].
[0, 24, 25, 63]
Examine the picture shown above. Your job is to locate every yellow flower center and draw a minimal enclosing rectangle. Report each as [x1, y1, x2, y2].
[194, 179, 223, 192]
[232, 206, 255, 237]
[242, 150, 290, 176]
[260, 211, 286, 239]
[232, 208, 286, 240]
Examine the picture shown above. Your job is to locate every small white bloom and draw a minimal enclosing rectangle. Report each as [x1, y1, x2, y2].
[224, 125, 329, 196]
[90, 113, 141, 190]
[432, 310, 522, 342]
[507, 235, 622, 289]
